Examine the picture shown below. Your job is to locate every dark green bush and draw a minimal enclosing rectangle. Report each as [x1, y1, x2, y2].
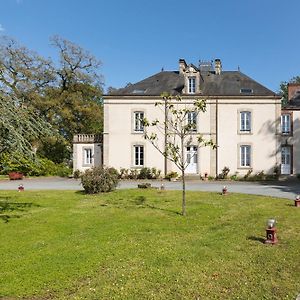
[138, 167, 152, 179]
[73, 169, 82, 179]
[81, 166, 119, 194]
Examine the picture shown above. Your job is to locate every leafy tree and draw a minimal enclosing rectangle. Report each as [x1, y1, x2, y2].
[143, 94, 216, 216]
[0, 35, 104, 162]
[0, 36, 55, 104]
[40, 36, 104, 141]
[279, 76, 300, 106]
[0, 92, 53, 159]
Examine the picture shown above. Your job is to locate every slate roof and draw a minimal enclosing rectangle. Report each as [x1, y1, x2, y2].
[109, 70, 278, 97]
[110, 71, 184, 96]
[284, 90, 300, 109]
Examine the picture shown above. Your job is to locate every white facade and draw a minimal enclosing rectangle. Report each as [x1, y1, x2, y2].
[73, 134, 102, 172]
[103, 95, 281, 177]
[74, 59, 300, 177]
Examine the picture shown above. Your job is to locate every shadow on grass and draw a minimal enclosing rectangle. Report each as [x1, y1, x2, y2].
[247, 236, 265, 244]
[145, 204, 182, 216]
[0, 199, 39, 223]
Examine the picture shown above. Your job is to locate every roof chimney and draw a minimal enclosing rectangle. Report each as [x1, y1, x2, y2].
[179, 59, 187, 74]
[288, 83, 300, 101]
[214, 59, 222, 75]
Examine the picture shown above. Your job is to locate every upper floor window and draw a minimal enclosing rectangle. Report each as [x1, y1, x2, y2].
[84, 148, 93, 165]
[240, 111, 251, 132]
[134, 145, 144, 166]
[240, 145, 251, 167]
[188, 77, 196, 94]
[281, 114, 291, 135]
[134, 111, 144, 132]
[187, 111, 197, 131]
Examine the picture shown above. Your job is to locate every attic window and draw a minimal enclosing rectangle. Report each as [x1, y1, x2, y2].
[132, 89, 145, 94]
[240, 88, 253, 94]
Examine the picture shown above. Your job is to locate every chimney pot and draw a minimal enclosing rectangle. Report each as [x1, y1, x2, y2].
[215, 59, 222, 75]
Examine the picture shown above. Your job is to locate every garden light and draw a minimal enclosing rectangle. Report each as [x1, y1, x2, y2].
[265, 218, 278, 244]
[18, 184, 24, 192]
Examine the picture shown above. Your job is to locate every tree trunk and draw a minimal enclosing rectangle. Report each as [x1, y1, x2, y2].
[182, 168, 186, 216]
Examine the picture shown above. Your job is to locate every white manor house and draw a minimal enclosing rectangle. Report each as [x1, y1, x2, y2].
[73, 59, 300, 177]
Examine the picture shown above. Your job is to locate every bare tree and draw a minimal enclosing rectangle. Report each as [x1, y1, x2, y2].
[143, 94, 216, 216]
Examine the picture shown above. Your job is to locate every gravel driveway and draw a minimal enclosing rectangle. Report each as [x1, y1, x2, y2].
[1, 177, 299, 200]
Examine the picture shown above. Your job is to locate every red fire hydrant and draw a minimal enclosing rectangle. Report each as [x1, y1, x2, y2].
[265, 219, 278, 244]
[222, 186, 228, 195]
[295, 195, 300, 207]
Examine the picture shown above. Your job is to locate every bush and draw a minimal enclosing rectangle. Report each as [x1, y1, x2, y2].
[0, 153, 71, 177]
[138, 167, 152, 179]
[165, 171, 178, 180]
[218, 166, 230, 179]
[81, 166, 119, 194]
[73, 169, 82, 179]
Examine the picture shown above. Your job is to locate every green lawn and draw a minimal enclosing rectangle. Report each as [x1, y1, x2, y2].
[0, 189, 299, 300]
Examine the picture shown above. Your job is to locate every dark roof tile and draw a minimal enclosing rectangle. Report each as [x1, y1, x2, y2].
[108, 69, 277, 97]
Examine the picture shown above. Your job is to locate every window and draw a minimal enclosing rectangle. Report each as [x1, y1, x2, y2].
[84, 148, 93, 165]
[281, 114, 291, 134]
[240, 145, 251, 167]
[134, 145, 144, 166]
[188, 77, 196, 94]
[240, 111, 251, 132]
[240, 88, 253, 94]
[187, 111, 197, 131]
[134, 111, 144, 132]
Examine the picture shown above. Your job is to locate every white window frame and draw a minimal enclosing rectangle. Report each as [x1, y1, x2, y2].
[84, 148, 93, 165]
[240, 111, 251, 132]
[281, 114, 291, 135]
[134, 111, 144, 132]
[187, 111, 197, 131]
[188, 77, 196, 94]
[134, 145, 144, 167]
[240, 145, 251, 167]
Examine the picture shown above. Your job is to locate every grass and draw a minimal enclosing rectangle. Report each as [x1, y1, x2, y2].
[0, 189, 299, 300]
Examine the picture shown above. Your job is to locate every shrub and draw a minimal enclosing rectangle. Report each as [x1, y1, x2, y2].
[230, 172, 239, 181]
[81, 166, 119, 194]
[150, 167, 161, 179]
[73, 169, 82, 179]
[119, 168, 130, 179]
[0, 153, 71, 177]
[129, 169, 139, 179]
[243, 168, 253, 179]
[137, 167, 151, 179]
[218, 166, 230, 179]
[165, 171, 178, 180]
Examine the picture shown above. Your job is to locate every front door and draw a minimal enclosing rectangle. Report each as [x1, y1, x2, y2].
[186, 146, 198, 174]
[281, 146, 291, 175]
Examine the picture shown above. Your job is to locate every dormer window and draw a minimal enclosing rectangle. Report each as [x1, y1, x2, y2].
[188, 77, 196, 94]
[240, 88, 253, 94]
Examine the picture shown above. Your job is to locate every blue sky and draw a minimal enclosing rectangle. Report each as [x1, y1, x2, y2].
[0, 0, 299, 92]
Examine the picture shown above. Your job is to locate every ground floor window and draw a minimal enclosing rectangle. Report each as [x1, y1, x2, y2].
[240, 145, 251, 167]
[134, 145, 144, 166]
[84, 148, 93, 165]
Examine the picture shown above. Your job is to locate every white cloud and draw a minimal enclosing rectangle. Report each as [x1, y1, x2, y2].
[0, 24, 5, 32]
